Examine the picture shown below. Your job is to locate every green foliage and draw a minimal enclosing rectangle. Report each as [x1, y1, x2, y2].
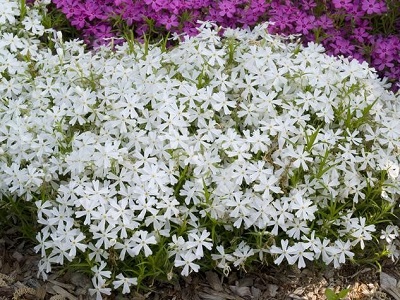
[38, 2, 80, 49]
[0, 195, 38, 242]
[325, 287, 350, 300]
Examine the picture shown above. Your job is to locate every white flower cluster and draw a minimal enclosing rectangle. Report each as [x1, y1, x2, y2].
[1, 0, 400, 298]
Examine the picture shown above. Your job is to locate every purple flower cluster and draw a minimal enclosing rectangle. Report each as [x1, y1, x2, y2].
[50, 0, 270, 45]
[265, 0, 400, 90]
[50, 0, 400, 89]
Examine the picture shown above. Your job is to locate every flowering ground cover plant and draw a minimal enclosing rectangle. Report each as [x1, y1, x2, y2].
[48, 0, 400, 91]
[1, 0, 400, 299]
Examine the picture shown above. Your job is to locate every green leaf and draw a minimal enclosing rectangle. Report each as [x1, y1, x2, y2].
[338, 288, 350, 298]
[325, 288, 338, 300]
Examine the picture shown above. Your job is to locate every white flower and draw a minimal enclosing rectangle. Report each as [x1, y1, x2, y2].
[290, 242, 314, 269]
[290, 191, 317, 221]
[22, 10, 45, 35]
[211, 91, 236, 115]
[385, 160, 400, 180]
[89, 277, 111, 300]
[232, 241, 255, 268]
[324, 245, 342, 268]
[386, 241, 400, 261]
[129, 230, 157, 257]
[211, 245, 235, 275]
[334, 240, 354, 264]
[201, 44, 225, 67]
[270, 240, 296, 265]
[175, 252, 200, 276]
[350, 217, 375, 250]
[286, 218, 310, 240]
[283, 145, 313, 171]
[186, 229, 213, 258]
[91, 224, 118, 249]
[34, 231, 51, 257]
[87, 243, 109, 262]
[380, 225, 399, 243]
[91, 261, 111, 282]
[0, 0, 19, 25]
[253, 174, 283, 197]
[68, 232, 87, 257]
[156, 196, 180, 219]
[113, 274, 138, 294]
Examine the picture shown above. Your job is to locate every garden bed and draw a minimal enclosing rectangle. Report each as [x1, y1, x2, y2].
[1, 1, 400, 299]
[0, 232, 397, 300]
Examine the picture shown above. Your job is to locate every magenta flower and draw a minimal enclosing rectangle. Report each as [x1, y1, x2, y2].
[372, 37, 397, 60]
[182, 21, 199, 36]
[361, 0, 387, 14]
[144, 0, 168, 12]
[352, 27, 372, 43]
[267, 4, 297, 33]
[250, 0, 269, 13]
[159, 14, 179, 30]
[300, 0, 317, 10]
[83, 23, 115, 47]
[118, 3, 146, 25]
[373, 56, 394, 71]
[241, 8, 262, 25]
[84, 0, 107, 21]
[332, 0, 353, 10]
[70, 14, 86, 29]
[329, 35, 356, 56]
[316, 14, 335, 30]
[218, 0, 236, 18]
[113, 0, 128, 5]
[62, 2, 83, 19]
[295, 14, 316, 35]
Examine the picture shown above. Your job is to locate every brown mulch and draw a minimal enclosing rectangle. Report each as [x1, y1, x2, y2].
[0, 230, 398, 300]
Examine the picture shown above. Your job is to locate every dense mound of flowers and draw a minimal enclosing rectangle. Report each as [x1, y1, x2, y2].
[48, 0, 400, 90]
[1, 0, 400, 298]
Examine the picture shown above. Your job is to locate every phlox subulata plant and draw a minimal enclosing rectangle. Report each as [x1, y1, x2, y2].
[0, 1, 400, 299]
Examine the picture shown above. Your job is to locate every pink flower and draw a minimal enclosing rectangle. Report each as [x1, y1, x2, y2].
[70, 14, 86, 29]
[361, 0, 387, 14]
[295, 15, 316, 35]
[332, 0, 353, 10]
[301, 0, 317, 10]
[352, 27, 372, 43]
[316, 14, 334, 30]
[218, 0, 236, 18]
[159, 14, 179, 30]
[329, 35, 356, 56]
[250, 0, 269, 13]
